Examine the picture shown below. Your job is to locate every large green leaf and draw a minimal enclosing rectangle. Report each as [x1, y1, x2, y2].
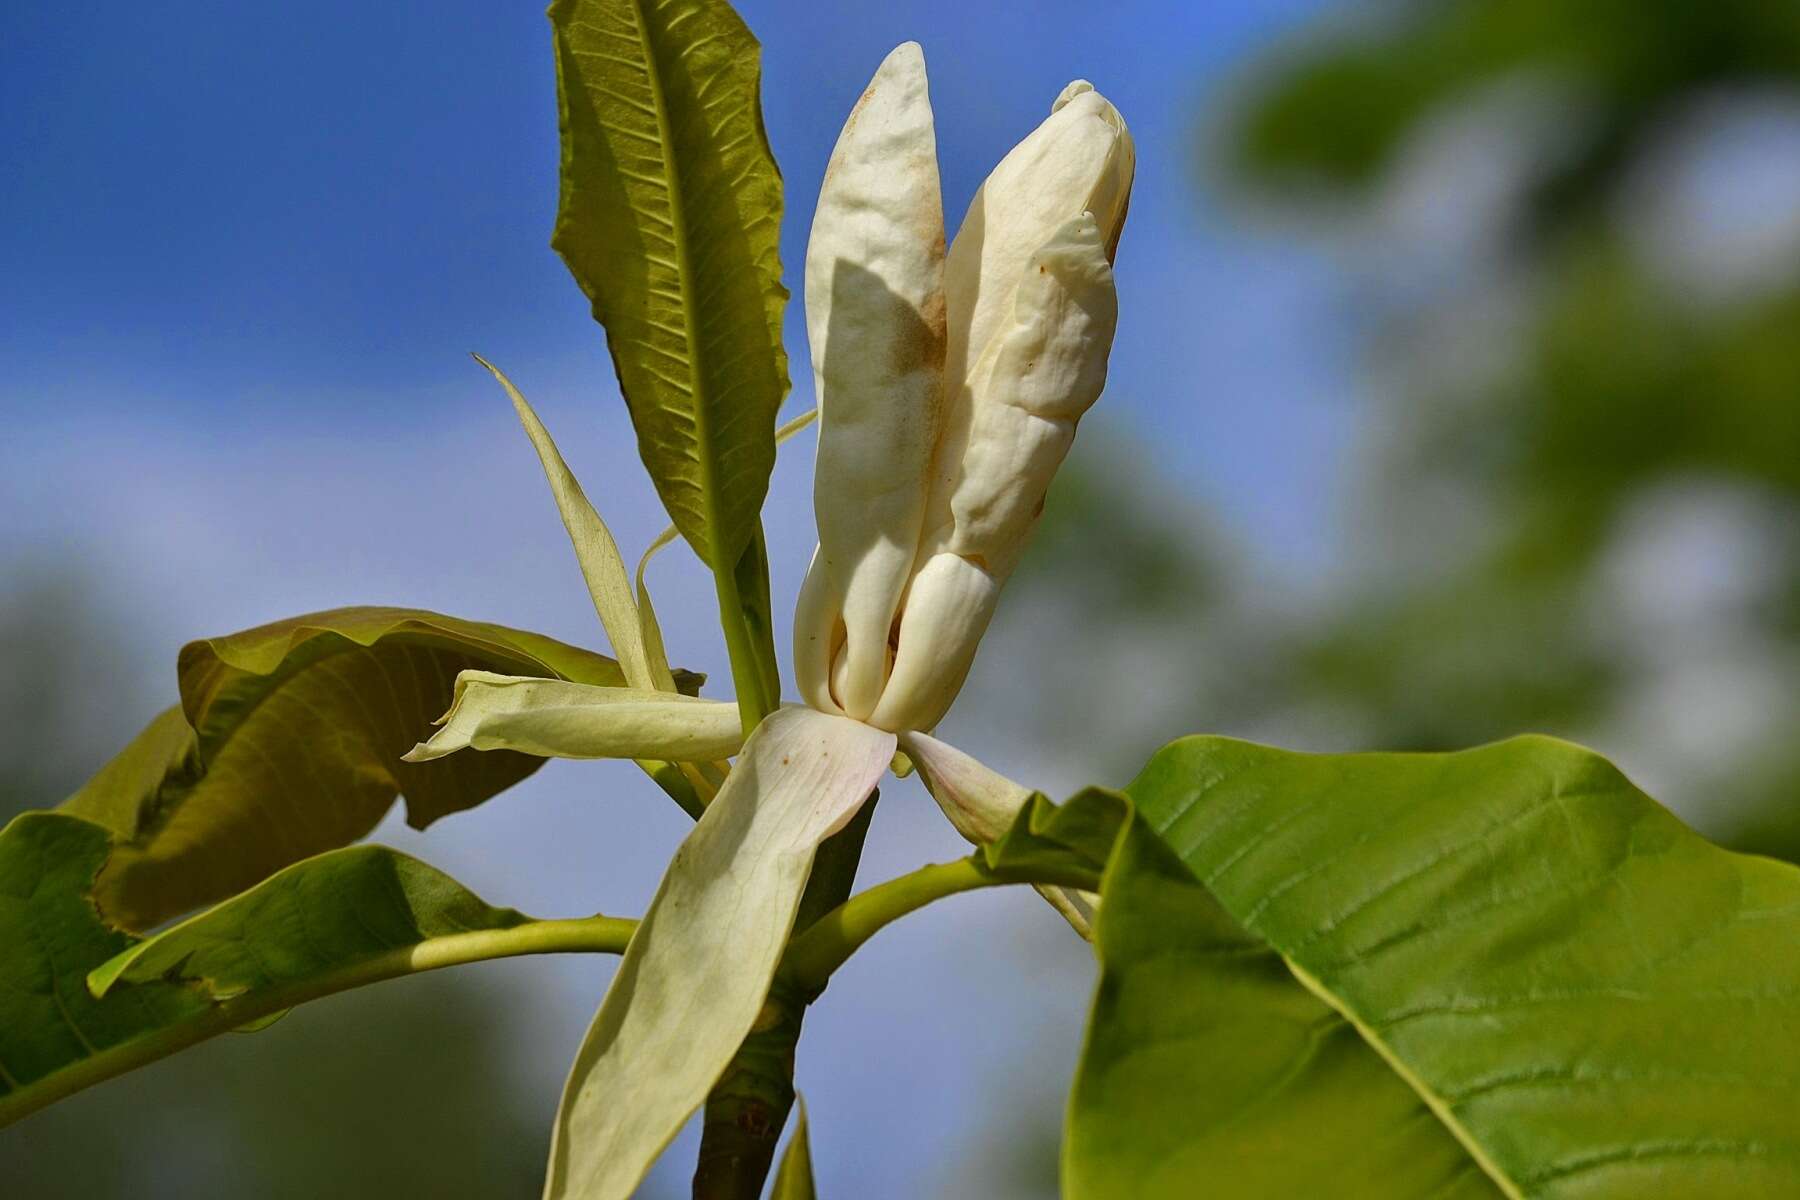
[549, 0, 787, 575]
[61, 606, 697, 931]
[1072, 735, 1800, 1198]
[0, 811, 634, 1128]
[1064, 794, 1496, 1199]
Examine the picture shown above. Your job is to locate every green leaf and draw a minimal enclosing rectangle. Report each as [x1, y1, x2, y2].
[0, 812, 634, 1128]
[545, 708, 893, 1200]
[1064, 798, 1495, 1199]
[1076, 734, 1800, 1197]
[476, 354, 678, 694]
[548, 0, 788, 576]
[0, 814, 201, 1124]
[771, 1096, 818, 1199]
[61, 606, 697, 931]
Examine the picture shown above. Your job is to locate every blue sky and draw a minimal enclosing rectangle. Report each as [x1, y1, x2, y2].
[1, 2, 1347, 1194]
[2, 0, 1352, 571]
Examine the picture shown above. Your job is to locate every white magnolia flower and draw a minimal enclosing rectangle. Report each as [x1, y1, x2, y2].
[795, 42, 1135, 734]
[408, 42, 1132, 1200]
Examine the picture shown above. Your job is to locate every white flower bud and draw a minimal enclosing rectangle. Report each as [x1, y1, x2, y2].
[795, 42, 946, 722]
[795, 48, 1133, 735]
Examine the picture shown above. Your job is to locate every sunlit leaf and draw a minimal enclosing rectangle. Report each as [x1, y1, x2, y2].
[1068, 734, 1800, 1197]
[549, 0, 788, 574]
[60, 607, 696, 930]
[1064, 799, 1494, 1199]
[544, 707, 893, 1200]
[0, 812, 631, 1128]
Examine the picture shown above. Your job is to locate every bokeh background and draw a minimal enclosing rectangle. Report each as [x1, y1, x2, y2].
[4, 0, 1796, 1195]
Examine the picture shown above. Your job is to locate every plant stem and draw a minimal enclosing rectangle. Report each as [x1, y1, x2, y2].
[0, 914, 636, 1130]
[712, 526, 782, 738]
[779, 857, 1103, 996]
[713, 559, 770, 737]
[691, 794, 879, 1199]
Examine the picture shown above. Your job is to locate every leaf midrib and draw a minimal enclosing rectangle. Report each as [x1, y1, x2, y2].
[0, 913, 636, 1129]
[622, 0, 725, 567]
[1281, 954, 1523, 1200]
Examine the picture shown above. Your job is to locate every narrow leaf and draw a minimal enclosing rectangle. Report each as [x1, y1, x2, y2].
[549, 0, 788, 574]
[60, 607, 695, 931]
[771, 1096, 818, 1200]
[544, 707, 894, 1200]
[0, 813, 631, 1128]
[476, 354, 676, 693]
[630, 409, 818, 716]
[404, 671, 743, 764]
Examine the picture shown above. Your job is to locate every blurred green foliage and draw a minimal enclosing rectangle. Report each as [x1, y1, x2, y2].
[1011, 0, 1800, 859]
[0, 571, 556, 1199]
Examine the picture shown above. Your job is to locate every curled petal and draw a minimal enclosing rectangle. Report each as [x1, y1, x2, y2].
[867, 552, 1000, 734]
[800, 41, 947, 720]
[791, 548, 845, 717]
[402, 671, 743, 764]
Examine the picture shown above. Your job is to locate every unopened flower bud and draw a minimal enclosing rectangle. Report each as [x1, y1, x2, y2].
[795, 47, 1133, 734]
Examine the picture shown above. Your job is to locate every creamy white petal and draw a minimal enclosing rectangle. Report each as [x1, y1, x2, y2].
[543, 708, 894, 1200]
[945, 214, 1118, 579]
[867, 552, 1000, 733]
[791, 546, 846, 717]
[898, 729, 1032, 844]
[801, 42, 947, 720]
[927, 82, 1134, 549]
[402, 671, 742, 764]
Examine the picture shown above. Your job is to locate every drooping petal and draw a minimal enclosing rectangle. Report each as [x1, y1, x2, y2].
[900, 728, 1097, 938]
[402, 671, 743, 764]
[898, 729, 1031, 843]
[797, 41, 947, 721]
[543, 707, 894, 1200]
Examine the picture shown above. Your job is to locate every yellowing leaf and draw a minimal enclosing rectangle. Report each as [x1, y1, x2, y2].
[59, 607, 685, 931]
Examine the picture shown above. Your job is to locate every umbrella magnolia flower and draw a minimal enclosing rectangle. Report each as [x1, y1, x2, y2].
[29, 9, 1774, 1200]
[380, 43, 1131, 1200]
[794, 42, 1135, 734]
